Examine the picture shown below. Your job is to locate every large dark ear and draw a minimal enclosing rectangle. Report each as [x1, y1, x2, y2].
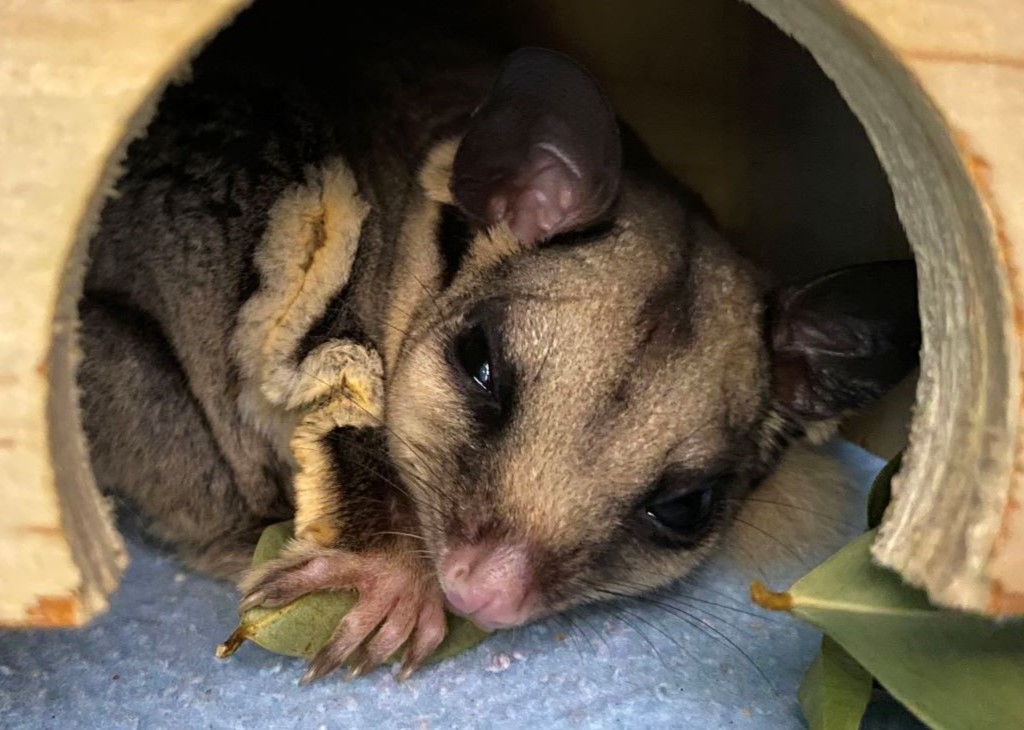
[767, 261, 920, 422]
[451, 48, 622, 246]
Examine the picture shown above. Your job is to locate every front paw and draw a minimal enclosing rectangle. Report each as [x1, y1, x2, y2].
[238, 542, 446, 683]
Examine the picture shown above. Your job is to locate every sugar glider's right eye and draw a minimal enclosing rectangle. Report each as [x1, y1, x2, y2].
[454, 324, 494, 394]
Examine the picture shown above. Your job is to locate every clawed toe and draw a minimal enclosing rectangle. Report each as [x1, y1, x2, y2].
[296, 589, 440, 679]
[238, 557, 319, 612]
[397, 600, 448, 680]
[238, 544, 448, 683]
[237, 545, 364, 613]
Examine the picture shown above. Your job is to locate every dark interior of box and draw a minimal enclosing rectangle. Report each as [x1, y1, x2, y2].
[214, 0, 916, 451]
[456, 0, 912, 284]
[220, 0, 912, 286]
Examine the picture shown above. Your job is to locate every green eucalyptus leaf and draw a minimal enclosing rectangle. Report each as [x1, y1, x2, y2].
[798, 634, 873, 730]
[251, 520, 294, 564]
[216, 521, 490, 664]
[752, 531, 1024, 730]
[866, 452, 901, 530]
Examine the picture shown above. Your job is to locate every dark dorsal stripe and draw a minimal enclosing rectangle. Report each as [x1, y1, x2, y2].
[436, 203, 473, 288]
[292, 281, 371, 365]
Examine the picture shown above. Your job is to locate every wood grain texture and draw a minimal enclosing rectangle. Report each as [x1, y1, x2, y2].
[743, 0, 1024, 614]
[849, 0, 1024, 615]
[0, 0, 250, 626]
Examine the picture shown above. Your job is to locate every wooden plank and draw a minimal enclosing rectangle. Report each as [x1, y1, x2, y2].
[744, 0, 1024, 614]
[0, 0, 250, 626]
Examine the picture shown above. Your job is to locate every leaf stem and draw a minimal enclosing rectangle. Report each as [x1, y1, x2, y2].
[750, 581, 794, 612]
[215, 625, 251, 659]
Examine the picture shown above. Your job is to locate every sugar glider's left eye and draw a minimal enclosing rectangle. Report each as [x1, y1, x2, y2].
[473, 359, 491, 391]
[645, 487, 715, 534]
[451, 310, 516, 432]
[641, 472, 728, 545]
[454, 324, 494, 394]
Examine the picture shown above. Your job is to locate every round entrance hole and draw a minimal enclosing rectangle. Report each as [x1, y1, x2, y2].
[17, 0, 1021, 625]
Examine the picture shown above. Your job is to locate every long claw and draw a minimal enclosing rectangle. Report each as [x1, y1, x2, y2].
[344, 660, 367, 682]
[396, 601, 447, 681]
[299, 664, 323, 686]
[396, 655, 419, 683]
[238, 591, 266, 614]
[300, 642, 356, 685]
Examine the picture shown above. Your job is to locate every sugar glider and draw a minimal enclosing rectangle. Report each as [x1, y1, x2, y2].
[77, 1, 919, 683]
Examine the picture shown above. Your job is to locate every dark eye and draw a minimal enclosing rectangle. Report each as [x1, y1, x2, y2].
[450, 311, 517, 433]
[645, 487, 715, 534]
[454, 324, 494, 394]
[641, 473, 728, 545]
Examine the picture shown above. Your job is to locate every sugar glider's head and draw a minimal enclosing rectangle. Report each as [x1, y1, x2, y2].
[384, 49, 919, 630]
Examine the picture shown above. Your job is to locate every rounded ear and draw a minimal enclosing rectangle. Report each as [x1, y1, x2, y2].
[451, 48, 622, 247]
[767, 260, 920, 422]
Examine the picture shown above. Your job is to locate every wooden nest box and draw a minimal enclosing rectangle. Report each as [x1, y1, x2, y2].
[1, 0, 1021, 625]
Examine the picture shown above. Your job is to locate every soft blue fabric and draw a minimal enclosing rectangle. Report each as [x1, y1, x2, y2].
[0, 441, 923, 729]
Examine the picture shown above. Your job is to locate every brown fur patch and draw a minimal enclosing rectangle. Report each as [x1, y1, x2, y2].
[380, 198, 443, 371]
[289, 347, 384, 541]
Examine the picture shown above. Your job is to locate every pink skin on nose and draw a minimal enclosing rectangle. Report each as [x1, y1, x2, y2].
[439, 543, 538, 631]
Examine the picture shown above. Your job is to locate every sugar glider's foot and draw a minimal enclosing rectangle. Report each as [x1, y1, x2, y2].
[238, 543, 447, 683]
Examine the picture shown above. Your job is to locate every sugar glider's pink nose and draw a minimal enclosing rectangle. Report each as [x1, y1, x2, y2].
[440, 543, 537, 630]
